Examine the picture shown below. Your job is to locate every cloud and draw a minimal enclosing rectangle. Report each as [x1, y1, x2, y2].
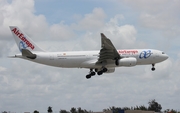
[123, 0, 180, 38]
[44, 9, 139, 51]
[0, 0, 48, 39]
[77, 8, 106, 31]
[50, 22, 76, 40]
[0, 66, 6, 72]
[109, 14, 125, 25]
[103, 24, 137, 49]
[0, 0, 49, 56]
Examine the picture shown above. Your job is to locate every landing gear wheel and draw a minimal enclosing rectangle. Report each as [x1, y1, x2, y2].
[151, 64, 155, 71]
[86, 69, 96, 79]
[86, 75, 91, 79]
[91, 71, 96, 76]
[151, 67, 155, 71]
[97, 71, 103, 75]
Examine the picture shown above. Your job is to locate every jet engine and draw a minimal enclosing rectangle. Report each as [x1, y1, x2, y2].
[118, 57, 137, 67]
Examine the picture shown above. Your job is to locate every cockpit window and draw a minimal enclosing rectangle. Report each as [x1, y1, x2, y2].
[162, 52, 165, 54]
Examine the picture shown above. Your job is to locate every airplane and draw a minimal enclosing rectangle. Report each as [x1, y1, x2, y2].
[9, 26, 168, 79]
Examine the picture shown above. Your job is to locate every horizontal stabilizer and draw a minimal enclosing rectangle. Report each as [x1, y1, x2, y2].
[22, 49, 36, 59]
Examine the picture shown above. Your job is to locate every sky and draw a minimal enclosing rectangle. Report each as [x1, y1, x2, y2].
[0, 0, 180, 112]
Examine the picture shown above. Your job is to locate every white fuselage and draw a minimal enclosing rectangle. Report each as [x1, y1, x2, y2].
[16, 49, 168, 69]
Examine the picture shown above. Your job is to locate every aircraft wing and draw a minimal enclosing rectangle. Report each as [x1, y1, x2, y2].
[96, 33, 120, 64]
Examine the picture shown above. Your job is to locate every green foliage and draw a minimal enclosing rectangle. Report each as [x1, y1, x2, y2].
[2, 111, 7, 113]
[139, 105, 148, 111]
[103, 105, 148, 112]
[148, 99, 162, 112]
[133, 105, 147, 111]
[109, 106, 119, 113]
[33, 110, 39, 113]
[60, 107, 91, 113]
[56, 100, 179, 113]
[48, 106, 53, 113]
[70, 107, 77, 113]
[60, 109, 70, 113]
[77, 107, 89, 113]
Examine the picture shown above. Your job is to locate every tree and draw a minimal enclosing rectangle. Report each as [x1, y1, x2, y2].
[2, 111, 7, 113]
[70, 107, 90, 113]
[77, 107, 84, 113]
[48, 106, 53, 113]
[33, 110, 39, 113]
[70, 107, 77, 113]
[148, 99, 162, 112]
[122, 107, 130, 111]
[60, 109, 70, 113]
[134, 106, 140, 110]
[139, 105, 148, 111]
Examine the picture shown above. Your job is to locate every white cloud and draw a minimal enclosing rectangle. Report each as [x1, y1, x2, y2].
[50, 21, 76, 40]
[109, 14, 125, 25]
[0, 66, 6, 72]
[76, 8, 106, 31]
[123, 0, 180, 38]
[0, 0, 48, 40]
[142, 59, 172, 80]
[103, 24, 137, 49]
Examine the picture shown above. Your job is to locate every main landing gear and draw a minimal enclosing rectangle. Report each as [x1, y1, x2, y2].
[151, 64, 155, 71]
[86, 69, 96, 79]
[86, 67, 108, 79]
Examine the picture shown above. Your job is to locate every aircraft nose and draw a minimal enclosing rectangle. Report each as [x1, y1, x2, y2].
[163, 54, 169, 60]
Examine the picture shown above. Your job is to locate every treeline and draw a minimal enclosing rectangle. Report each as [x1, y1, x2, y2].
[2, 99, 179, 113]
[103, 99, 162, 112]
[59, 107, 92, 113]
[103, 106, 179, 113]
[57, 99, 179, 113]
[48, 100, 179, 113]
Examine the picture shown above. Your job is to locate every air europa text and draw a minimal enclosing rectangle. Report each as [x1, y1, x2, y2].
[12, 28, 34, 50]
[118, 50, 138, 54]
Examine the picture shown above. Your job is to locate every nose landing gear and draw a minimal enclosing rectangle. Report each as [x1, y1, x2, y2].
[151, 64, 155, 71]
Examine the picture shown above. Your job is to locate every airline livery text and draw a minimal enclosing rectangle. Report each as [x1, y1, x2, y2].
[12, 28, 34, 50]
[118, 50, 138, 54]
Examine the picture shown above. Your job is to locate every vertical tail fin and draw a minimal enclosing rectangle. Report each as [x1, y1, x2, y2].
[9, 26, 44, 52]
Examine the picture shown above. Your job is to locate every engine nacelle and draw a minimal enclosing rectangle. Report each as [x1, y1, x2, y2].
[119, 57, 137, 67]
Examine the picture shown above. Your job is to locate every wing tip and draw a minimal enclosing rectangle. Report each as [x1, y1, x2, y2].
[101, 33, 107, 39]
[101, 33, 105, 36]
